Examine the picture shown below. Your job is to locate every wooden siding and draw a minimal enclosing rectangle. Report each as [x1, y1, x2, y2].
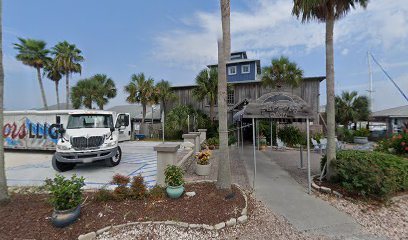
[170, 79, 322, 123]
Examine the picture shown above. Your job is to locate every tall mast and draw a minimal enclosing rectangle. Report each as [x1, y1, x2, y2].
[367, 51, 374, 111]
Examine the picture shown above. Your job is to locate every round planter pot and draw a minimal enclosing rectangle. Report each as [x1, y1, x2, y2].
[51, 205, 81, 228]
[209, 145, 215, 150]
[354, 136, 368, 144]
[260, 145, 266, 151]
[195, 163, 211, 176]
[166, 185, 184, 199]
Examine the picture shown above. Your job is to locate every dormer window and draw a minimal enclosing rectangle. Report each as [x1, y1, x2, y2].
[242, 65, 250, 74]
[228, 66, 237, 75]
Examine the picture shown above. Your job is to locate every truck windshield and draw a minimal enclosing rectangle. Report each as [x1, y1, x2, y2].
[67, 114, 113, 129]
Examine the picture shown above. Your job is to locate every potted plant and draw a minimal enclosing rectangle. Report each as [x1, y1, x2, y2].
[195, 149, 212, 176]
[45, 174, 85, 228]
[207, 137, 218, 150]
[259, 138, 267, 151]
[165, 165, 185, 199]
[353, 128, 370, 144]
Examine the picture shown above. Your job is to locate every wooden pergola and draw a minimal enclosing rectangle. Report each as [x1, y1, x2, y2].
[233, 92, 314, 194]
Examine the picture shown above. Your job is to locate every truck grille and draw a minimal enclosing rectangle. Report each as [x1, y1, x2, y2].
[71, 136, 104, 149]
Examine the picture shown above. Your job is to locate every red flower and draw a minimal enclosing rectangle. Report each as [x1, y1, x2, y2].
[392, 136, 396, 140]
[405, 147, 408, 151]
[398, 135, 402, 139]
[405, 129, 408, 134]
[402, 142, 406, 146]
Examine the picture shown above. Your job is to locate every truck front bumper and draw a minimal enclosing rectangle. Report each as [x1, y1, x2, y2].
[54, 147, 118, 163]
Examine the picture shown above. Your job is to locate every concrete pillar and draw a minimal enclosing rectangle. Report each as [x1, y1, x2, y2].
[183, 133, 198, 152]
[198, 129, 207, 144]
[153, 144, 180, 187]
[190, 132, 201, 152]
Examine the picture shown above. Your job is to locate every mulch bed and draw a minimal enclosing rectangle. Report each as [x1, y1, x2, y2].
[0, 182, 245, 240]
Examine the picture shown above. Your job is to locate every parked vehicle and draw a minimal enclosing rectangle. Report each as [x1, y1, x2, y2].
[53, 110, 130, 172]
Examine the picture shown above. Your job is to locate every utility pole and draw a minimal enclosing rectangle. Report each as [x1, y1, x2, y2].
[367, 51, 374, 112]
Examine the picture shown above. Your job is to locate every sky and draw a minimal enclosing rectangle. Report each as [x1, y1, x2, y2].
[4, 0, 408, 112]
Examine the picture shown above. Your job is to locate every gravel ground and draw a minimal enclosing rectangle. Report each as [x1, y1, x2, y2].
[317, 193, 408, 240]
[97, 194, 327, 240]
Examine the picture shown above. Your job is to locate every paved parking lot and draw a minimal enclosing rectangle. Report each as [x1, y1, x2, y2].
[5, 141, 182, 189]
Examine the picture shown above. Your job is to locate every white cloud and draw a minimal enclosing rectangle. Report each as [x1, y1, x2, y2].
[341, 48, 349, 56]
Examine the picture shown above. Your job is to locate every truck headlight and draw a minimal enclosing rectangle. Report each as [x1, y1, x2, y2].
[57, 145, 71, 150]
[105, 141, 116, 147]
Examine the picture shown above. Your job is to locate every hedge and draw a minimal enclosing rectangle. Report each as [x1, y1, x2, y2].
[325, 150, 408, 199]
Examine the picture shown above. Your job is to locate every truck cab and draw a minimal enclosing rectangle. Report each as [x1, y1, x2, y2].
[52, 110, 130, 172]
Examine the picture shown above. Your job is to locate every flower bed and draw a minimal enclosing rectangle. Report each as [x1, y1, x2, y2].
[0, 182, 246, 240]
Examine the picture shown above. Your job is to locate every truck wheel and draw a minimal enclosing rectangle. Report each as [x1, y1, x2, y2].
[106, 146, 122, 167]
[52, 155, 76, 172]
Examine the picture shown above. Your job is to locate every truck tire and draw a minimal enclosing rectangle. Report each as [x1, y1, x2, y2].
[106, 146, 121, 167]
[52, 155, 76, 172]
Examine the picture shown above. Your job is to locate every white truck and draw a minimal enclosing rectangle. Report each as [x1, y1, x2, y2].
[3, 110, 131, 172]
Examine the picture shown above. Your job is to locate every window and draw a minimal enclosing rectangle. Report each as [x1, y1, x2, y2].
[228, 66, 237, 75]
[227, 91, 235, 105]
[242, 64, 250, 74]
[67, 114, 113, 129]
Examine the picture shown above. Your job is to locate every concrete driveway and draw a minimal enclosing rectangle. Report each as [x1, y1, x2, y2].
[5, 141, 182, 189]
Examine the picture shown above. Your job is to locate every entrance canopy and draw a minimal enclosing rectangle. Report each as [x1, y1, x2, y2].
[233, 92, 313, 121]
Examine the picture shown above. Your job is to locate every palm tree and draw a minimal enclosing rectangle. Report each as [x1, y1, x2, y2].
[292, 0, 368, 178]
[0, 0, 9, 203]
[44, 59, 62, 110]
[13, 38, 51, 109]
[124, 73, 155, 123]
[92, 74, 117, 110]
[193, 68, 218, 122]
[71, 74, 117, 110]
[261, 56, 303, 92]
[52, 41, 84, 109]
[335, 91, 369, 127]
[216, 0, 232, 190]
[155, 80, 177, 117]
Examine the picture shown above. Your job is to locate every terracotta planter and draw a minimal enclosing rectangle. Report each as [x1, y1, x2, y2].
[260, 145, 266, 151]
[209, 145, 215, 150]
[51, 205, 81, 228]
[195, 163, 211, 176]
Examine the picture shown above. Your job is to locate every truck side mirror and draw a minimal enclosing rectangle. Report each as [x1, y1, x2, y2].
[56, 116, 61, 125]
[58, 124, 66, 134]
[110, 126, 115, 133]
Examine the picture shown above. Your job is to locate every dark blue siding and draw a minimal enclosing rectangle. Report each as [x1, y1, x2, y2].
[227, 61, 256, 82]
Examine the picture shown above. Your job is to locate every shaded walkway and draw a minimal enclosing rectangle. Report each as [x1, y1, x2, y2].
[238, 145, 385, 240]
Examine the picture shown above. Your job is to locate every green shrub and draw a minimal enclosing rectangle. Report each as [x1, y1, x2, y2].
[329, 150, 408, 199]
[228, 135, 237, 145]
[259, 120, 277, 145]
[148, 185, 166, 200]
[277, 125, 306, 147]
[354, 128, 370, 137]
[207, 137, 219, 146]
[336, 127, 354, 143]
[130, 175, 147, 199]
[165, 165, 184, 187]
[45, 174, 85, 210]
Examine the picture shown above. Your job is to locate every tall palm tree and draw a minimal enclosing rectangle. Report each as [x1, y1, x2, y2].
[216, 0, 232, 190]
[292, 0, 368, 178]
[52, 41, 84, 109]
[261, 56, 303, 92]
[155, 80, 177, 117]
[13, 38, 51, 109]
[193, 68, 218, 122]
[71, 74, 117, 110]
[335, 91, 369, 127]
[44, 59, 62, 110]
[0, 0, 9, 203]
[124, 73, 155, 123]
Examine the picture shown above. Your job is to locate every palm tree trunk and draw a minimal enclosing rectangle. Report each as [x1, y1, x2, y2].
[55, 81, 60, 110]
[221, 0, 231, 60]
[36, 67, 48, 110]
[142, 104, 146, 123]
[325, 10, 336, 179]
[216, 30, 231, 190]
[0, 0, 9, 202]
[65, 73, 69, 109]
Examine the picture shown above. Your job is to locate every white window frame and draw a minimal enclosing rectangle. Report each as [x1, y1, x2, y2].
[228, 66, 237, 75]
[241, 64, 250, 74]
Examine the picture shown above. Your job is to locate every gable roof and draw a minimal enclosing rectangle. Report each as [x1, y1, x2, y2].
[372, 105, 408, 118]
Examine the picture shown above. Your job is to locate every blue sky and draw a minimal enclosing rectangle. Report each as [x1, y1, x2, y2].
[4, 0, 408, 111]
